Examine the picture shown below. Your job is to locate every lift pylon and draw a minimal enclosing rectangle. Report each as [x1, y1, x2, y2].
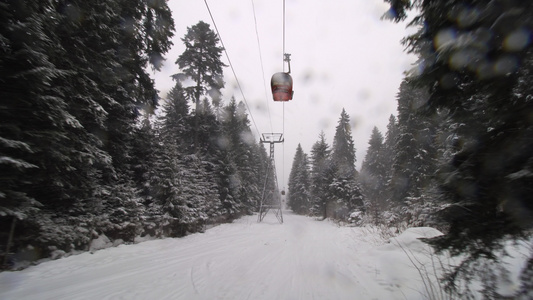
[258, 133, 284, 224]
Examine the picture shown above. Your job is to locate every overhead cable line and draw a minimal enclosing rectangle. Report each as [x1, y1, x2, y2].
[282, 101, 286, 189]
[251, 0, 274, 134]
[281, 0, 287, 191]
[283, 0, 287, 71]
[203, 0, 261, 138]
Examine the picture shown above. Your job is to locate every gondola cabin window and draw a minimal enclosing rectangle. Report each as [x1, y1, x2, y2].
[271, 72, 293, 101]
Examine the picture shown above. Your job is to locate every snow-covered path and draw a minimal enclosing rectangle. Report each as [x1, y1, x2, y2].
[0, 212, 438, 300]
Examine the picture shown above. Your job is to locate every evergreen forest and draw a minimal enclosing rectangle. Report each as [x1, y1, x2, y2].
[1, 1, 273, 265]
[1, 0, 533, 297]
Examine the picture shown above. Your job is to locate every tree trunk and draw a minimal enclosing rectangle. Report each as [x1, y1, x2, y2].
[3, 217, 16, 267]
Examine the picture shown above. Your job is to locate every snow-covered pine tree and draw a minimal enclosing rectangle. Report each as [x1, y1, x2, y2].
[360, 127, 387, 222]
[328, 109, 365, 220]
[131, 113, 157, 201]
[175, 21, 225, 109]
[195, 98, 222, 156]
[383, 115, 399, 176]
[331, 109, 357, 178]
[148, 129, 183, 237]
[175, 21, 226, 153]
[174, 154, 221, 234]
[218, 98, 260, 216]
[132, 116, 167, 238]
[378, 115, 399, 212]
[287, 144, 311, 214]
[309, 132, 331, 218]
[234, 101, 261, 213]
[361, 127, 385, 194]
[387, 80, 438, 226]
[215, 152, 242, 218]
[143, 81, 188, 237]
[159, 82, 192, 153]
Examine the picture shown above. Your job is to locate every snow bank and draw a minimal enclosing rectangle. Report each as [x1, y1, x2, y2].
[88, 234, 113, 252]
[376, 227, 531, 299]
[390, 227, 443, 251]
[369, 227, 445, 299]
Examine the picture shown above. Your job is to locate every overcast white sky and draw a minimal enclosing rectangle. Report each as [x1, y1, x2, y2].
[153, 0, 416, 188]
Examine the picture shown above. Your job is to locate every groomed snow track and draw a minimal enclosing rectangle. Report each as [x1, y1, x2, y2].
[0, 212, 447, 300]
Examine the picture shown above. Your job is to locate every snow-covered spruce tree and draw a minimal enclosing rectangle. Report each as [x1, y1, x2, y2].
[195, 98, 222, 156]
[360, 127, 387, 222]
[218, 98, 260, 216]
[151, 81, 223, 236]
[130, 113, 168, 237]
[148, 81, 188, 236]
[387, 80, 438, 227]
[235, 102, 263, 212]
[248, 139, 274, 213]
[331, 109, 357, 178]
[287, 144, 311, 214]
[0, 1, 72, 257]
[148, 130, 183, 237]
[131, 113, 157, 202]
[159, 82, 193, 153]
[385, 0, 533, 296]
[309, 132, 331, 218]
[215, 150, 241, 218]
[383, 115, 399, 166]
[174, 154, 221, 235]
[382, 115, 399, 186]
[328, 109, 365, 220]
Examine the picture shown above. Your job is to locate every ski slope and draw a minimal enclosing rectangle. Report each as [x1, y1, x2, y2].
[0, 212, 448, 299]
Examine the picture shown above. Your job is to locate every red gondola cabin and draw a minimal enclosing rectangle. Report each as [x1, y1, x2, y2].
[271, 72, 293, 101]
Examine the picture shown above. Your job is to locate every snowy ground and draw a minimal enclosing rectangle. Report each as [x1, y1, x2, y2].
[0, 212, 525, 299]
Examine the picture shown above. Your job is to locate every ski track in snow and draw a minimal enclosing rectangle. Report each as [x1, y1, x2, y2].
[0, 212, 436, 300]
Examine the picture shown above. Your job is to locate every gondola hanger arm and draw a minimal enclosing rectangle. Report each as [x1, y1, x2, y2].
[284, 53, 291, 74]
